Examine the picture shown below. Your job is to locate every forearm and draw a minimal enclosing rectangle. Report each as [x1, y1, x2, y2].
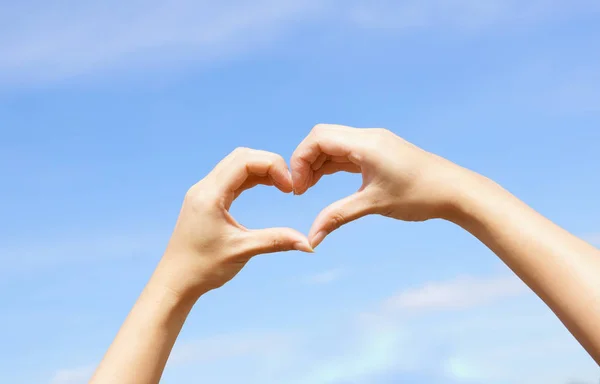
[90, 148, 309, 383]
[90, 261, 197, 384]
[447, 171, 600, 363]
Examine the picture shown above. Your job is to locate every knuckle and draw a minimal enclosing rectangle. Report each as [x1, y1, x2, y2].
[184, 184, 200, 200]
[271, 151, 286, 163]
[252, 150, 281, 165]
[365, 128, 390, 151]
[311, 123, 329, 135]
[329, 212, 346, 230]
[257, 151, 282, 169]
[372, 128, 391, 141]
[270, 237, 287, 251]
[250, 148, 269, 157]
[184, 184, 217, 209]
[373, 128, 391, 137]
[232, 146, 251, 156]
[270, 154, 286, 169]
[264, 153, 277, 164]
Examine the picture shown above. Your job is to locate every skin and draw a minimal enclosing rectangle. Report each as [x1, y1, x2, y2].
[91, 125, 600, 383]
[290, 124, 600, 365]
[90, 148, 312, 384]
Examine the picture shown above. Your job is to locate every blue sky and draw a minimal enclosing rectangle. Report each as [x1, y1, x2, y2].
[1, 1, 600, 383]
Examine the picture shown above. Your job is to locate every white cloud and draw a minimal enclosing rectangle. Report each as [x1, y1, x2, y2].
[383, 274, 528, 313]
[50, 365, 94, 384]
[294, 327, 408, 384]
[0, 230, 167, 275]
[1, 0, 597, 85]
[0, 0, 322, 85]
[48, 274, 599, 384]
[345, 0, 600, 30]
[303, 268, 346, 285]
[51, 331, 296, 384]
[296, 274, 599, 384]
[169, 331, 294, 366]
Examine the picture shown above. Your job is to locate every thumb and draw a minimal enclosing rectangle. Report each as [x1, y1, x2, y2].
[239, 227, 313, 257]
[309, 190, 376, 248]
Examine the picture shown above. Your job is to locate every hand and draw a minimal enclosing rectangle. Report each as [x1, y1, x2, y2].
[291, 124, 471, 248]
[157, 147, 313, 300]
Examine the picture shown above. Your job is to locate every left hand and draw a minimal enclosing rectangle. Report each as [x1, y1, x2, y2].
[155, 147, 313, 301]
[290, 124, 468, 248]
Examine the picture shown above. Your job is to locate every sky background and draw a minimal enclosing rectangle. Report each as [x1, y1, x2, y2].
[1, 1, 600, 383]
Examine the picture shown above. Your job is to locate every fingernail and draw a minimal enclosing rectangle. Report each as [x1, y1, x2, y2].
[292, 170, 301, 181]
[287, 170, 294, 192]
[291, 171, 301, 195]
[293, 241, 314, 253]
[272, 180, 286, 191]
[311, 231, 327, 249]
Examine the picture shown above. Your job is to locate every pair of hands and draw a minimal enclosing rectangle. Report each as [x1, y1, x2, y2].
[90, 123, 600, 384]
[158, 124, 469, 299]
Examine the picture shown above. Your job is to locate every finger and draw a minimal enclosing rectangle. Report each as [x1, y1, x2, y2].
[308, 190, 377, 248]
[233, 175, 275, 200]
[291, 124, 364, 195]
[213, 148, 293, 196]
[310, 161, 361, 188]
[237, 227, 313, 258]
[311, 153, 328, 170]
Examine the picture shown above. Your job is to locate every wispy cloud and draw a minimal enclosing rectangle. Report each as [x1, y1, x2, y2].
[0, 0, 322, 85]
[296, 274, 529, 383]
[48, 274, 598, 384]
[345, 0, 599, 30]
[50, 365, 94, 384]
[382, 274, 527, 313]
[296, 274, 598, 384]
[50, 331, 296, 384]
[169, 331, 295, 365]
[303, 268, 346, 285]
[1, 0, 597, 85]
[0, 229, 168, 276]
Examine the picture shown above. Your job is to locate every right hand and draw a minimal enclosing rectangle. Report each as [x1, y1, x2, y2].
[291, 124, 473, 248]
[159, 147, 312, 300]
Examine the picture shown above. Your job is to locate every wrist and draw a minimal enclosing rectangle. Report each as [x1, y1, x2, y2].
[439, 168, 504, 226]
[149, 256, 210, 306]
[138, 276, 198, 327]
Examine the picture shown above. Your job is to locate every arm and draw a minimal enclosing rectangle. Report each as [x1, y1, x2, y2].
[88, 267, 194, 384]
[449, 172, 600, 362]
[290, 124, 600, 364]
[90, 148, 312, 384]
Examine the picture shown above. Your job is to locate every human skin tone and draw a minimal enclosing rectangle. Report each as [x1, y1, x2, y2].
[290, 124, 600, 365]
[91, 125, 600, 383]
[89, 148, 312, 384]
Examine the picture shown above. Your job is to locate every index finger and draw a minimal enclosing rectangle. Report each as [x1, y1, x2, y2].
[290, 124, 364, 195]
[212, 147, 293, 195]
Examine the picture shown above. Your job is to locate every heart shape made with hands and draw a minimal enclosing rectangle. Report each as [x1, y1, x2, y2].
[203, 125, 424, 264]
[198, 145, 363, 261]
[221, 141, 366, 253]
[216, 127, 393, 257]
[167, 125, 453, 298]
[171, 125, 443, 293]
